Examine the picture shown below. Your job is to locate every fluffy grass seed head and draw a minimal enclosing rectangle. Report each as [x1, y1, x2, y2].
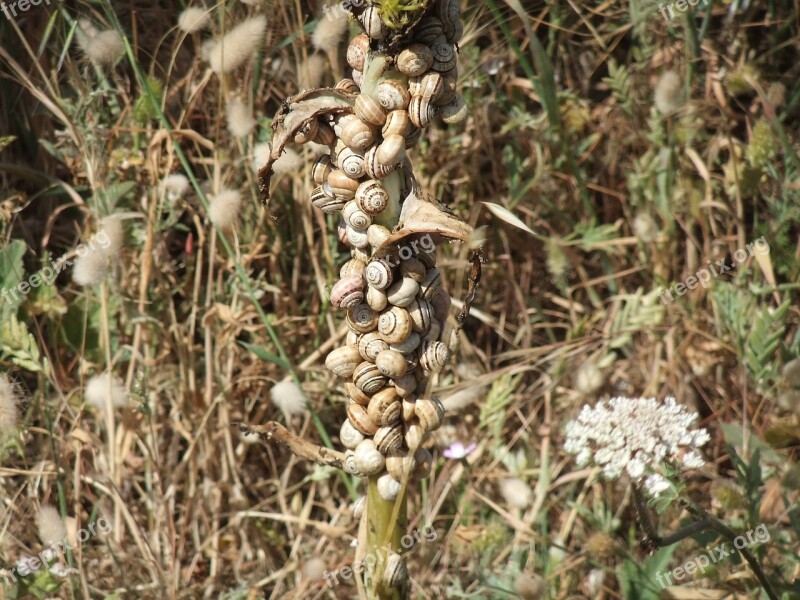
[574, 359, 604, 395]
[85, 373, 129, 413]
[207, 14, 267, 74]
[37, 505, 67, 546]
[178, 7, 211, 33]
[72, 245, 109, 287]
[301, 53, 327, 89]
[654, 70, 684, 115]
[85, 30, 126, 67]
[499, 477, 531, 509]
[98, 215, 124, 260]
[633, 212, 658, 243]
[208, 189, 243, 229]
[160, 173, 190, 201]
[0, 374, 21, 438]
[251, 142, 271, 174]
[270, 379, 307, 418]
[226, 97, 257, 137]
[271, 147, 303, 175]
[312, 8, 348, 52]
[564, 396, 710, 497]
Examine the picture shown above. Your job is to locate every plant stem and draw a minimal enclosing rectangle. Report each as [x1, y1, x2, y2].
[632, 485, 780, 600]
[365, 478, 408, 599]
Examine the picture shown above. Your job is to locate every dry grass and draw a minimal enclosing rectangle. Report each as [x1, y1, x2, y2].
[0, 0, 798, 598]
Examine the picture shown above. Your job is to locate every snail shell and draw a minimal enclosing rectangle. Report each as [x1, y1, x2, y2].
[341, 117, 376, 152]
[431, 288, 451, 321]
[376, 80, 411, 112]
[346, 381, 372, 406]
[408, 298, 433, 333]
[340, 419, 365, 450]
[330, 275, 365, 310]
[367, 386, 402, 426]
[420, 267, 442, 300]
[386, 277, 420, 308]
[364, 145, 396, 179]
[335, 78, 361, 95]
[355, 94, 387, 127]
[340, 258, 367, 279]
[409, 95, 436, 128]
[394, 373, 418, 397]
[328, 169, 361, 198]
[433, 70, 458, 106]
[352, 495, 366, 520]
[425, 319, 442, 343]
[376, 473, 403, 501]
[344, 450, 360, 476]
[418, 249, 437, 268]
[378, 306, 412, 344]
[359, 5, 388, 40]
[377, 134, 407, 167]
[420, 340, 450, 372]
[354, 439, 385, 476]
[365, 259, 394, 290]
[400, 258, 426, 282]
[390, 331, 421, 355]
[314, 123, 337, 146]
[367, 224, 392, 247]
[325, 344, 363, 377]
[415, 16, 445, 45]
[412, 447, 433, 479]
[358, 331, 389, 361]
[440, 93, 469, 125]
[375, 349, 408, 378]
[346, 34, 370, 71]
[401, 396, 417, 422]
[352, 68, 363, 88]
[346, 225, 370, 249]
[366, 286, 389, 311]
[347, 402, 378, 435]
[356, 180, 390, 215]
[353, 361, 388, 395]
[343, 201, 372, 230]
[431, 41, 457, 72]
[311, 184, 345, 214]
[386, 452, 415, 481]
[337, 218, 348, 245]
[338, 147, 366, 178]
[347, 303, 378, 334]
[410, 71, 443, 101]
[404, 125, 422, 148]
[382, 110, 411, 137]
[311, 154, 333, 185]
[415, 396, 445, 432]
[404, 419, 426, 450]
[437, 0, 461, 26]
[346, 329, 359, 346]
[374, 425, 404, 455]
[293, 118, 318, 144]
[397, 43, 434, 77]
[445, 20, 463, 43]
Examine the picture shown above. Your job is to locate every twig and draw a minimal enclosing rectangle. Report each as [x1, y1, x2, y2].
[236, 421, 346, 470]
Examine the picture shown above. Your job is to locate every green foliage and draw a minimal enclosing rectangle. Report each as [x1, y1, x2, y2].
[616, 546, 676, 600]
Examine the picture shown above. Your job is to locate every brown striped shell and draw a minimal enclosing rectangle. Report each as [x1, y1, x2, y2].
[311, 154, 333, 185]
[310, 184, 345, 214]
[376, 80, 411, 112]
[346, 34, 370, 71]
[375, 349, 408, 379]
[396, 43, 434, 77]
[355, 94, 387, 127]
[365, 259, 394, 290]
[353, 361, 388, 395]
[343, 201, 372, 230]
[325, 344, 363, 378]
[415, 396, 445, 431]
[382, 110, 411, 137]
[347, 402, 378, 435]
[330, 274, 365, 309]
[367, 387, 402, 426]
[341, 117, 376, 152]
[409, 95, 436, 128]
[419, 340, 450, 372]
[358, 331, 389, 361]
[347, 303, 378, 334]
[378, 306, 412, 344]
[376, 134, 406, 167]
[356, 180, 390, 215]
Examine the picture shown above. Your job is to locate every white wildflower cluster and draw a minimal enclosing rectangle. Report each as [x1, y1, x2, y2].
[564, 396, 710, 497]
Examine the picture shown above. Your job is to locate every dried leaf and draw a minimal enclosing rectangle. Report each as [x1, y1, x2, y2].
[257, 88, 355, 208]
[482, 201, 539, 237]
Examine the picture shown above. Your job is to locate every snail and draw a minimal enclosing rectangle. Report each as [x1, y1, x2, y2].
[374, 425, 404, 455]
[347, 402, 378, 436]
[377, 473, 403, 501]
[359, 5, 388, 40]
[340, 258, 367, 279]
[375, 349, 408, 378]
[310, 184, 345, 214]
[408, 297, 433, 333]
[356, 180, 390, 215]
[367, 386, 402, 427]
[347, 303, 379, 334]
[340, 419, 365, 450]
[328, 169, 361, 198]
[386, 277, 420, 308]
[382, 110, 411, 137]
[420, 340, 450, 372]
[346, 34, 370, 71]
[330, 275, 365, 310]
[340, 116, 377, 152]
[440, 93, 469, 124]
[376, 80, 411, 112]
[366, 286, 389, 311]
[358, 331, 389, 361]
[355, 94, 387, 127]
[377, 134, 407, 167]
[393, 373, 418, 398]
[311, 154, 333, 185]
[338, 147, 366, 179]
[354, 439, 385, 476]
[378, 306, 413, 344]
[346, 381, 372, 406]
[397, 43, 434, 77]
[353, 361, 388, 395]
[325, 344, 363, 378]
[390, 331, 421, 355]
[343, 201, 373, 231]
[335, 78, 361, 95]
[415, 397, 445, 431]
[409, 95, 436, 128]
[367, 224, 392, 248]
[365, 259, 394, 290]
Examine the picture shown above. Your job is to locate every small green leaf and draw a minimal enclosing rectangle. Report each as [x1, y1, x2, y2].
[240, 342, 291, 371]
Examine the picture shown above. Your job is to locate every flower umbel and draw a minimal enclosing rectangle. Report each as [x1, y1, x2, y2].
[564, 396, 710, 497]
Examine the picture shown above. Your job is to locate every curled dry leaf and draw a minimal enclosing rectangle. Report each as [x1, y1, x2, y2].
[372, 182, 473, 260]
[257, 88, 356, 209]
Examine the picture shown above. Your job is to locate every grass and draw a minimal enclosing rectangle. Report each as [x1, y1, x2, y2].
[0, 0, 799, 598]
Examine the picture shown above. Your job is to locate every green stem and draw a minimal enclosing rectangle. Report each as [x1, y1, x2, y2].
[365, 478, 408, 599]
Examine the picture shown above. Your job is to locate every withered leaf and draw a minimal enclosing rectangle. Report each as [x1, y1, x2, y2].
[372, 184, 473, 260]
[257, 88, 355, 210]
